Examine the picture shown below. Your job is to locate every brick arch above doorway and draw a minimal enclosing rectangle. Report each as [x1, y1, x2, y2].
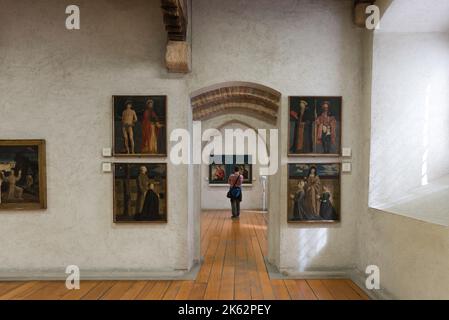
[190, 81, 281, 124]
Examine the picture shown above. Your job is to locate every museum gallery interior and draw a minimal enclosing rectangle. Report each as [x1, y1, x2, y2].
[0, 0, 448, 301]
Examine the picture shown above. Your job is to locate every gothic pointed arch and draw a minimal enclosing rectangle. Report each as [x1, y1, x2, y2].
[190, 81, 281, 125]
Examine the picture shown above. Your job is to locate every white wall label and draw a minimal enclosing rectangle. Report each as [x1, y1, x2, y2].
[342, 162, 352, 173]
[102, 162, 112, 173]
[342, 147, 352, 157]
[65, 5, 80, 30]
[102, 147, 112, 157]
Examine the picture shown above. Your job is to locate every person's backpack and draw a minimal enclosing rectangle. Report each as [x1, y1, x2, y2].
[227, 175, 242, 200]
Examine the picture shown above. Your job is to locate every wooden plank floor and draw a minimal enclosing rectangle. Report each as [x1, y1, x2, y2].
[0, 211, 369, 300]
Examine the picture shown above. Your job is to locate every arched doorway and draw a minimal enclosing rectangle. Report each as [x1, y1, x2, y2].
[187, 81, 282, 269]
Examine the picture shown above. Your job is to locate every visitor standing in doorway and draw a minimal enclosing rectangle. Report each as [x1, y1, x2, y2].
[228, 166, 243, 218]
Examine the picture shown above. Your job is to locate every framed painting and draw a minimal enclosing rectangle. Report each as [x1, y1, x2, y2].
[288, 96, 342, 156]
[113, 95, 167, 157]
[0, 140, 47, 210]
[208, 155, 253, 185]
[113, 163, 167, 223]
[236, 163, 252, 184]
[287, 163, 340, 223]
[210, 163, 227, 184]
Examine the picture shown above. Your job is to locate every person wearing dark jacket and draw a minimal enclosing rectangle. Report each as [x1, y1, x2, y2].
[228, 166, 243, 218]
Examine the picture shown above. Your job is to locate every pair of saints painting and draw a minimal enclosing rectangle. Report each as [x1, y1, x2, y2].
[112, 96, 168, 223]
[289, 97, 341, 156]
[113, 96, 167, 156]
[288, 96, 342, 223]
[209, 155, 252, 185]
[0, 140, 46, 210]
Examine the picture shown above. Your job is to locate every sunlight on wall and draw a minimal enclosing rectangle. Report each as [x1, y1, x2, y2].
[296, 229, 328, 272]
[370, 33, 449, 207]
[421, 84, 431, 186]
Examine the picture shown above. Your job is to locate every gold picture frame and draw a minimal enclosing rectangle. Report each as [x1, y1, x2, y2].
[113, 163, 167, 223]
[287, 163, 341, 224]
[0, 140, 47, 210]
[288, 96, 342, 157]
[112, 95, 168, 157]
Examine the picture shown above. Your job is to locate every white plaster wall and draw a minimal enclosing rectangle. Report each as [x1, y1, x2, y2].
[0, 0, 191, 274]
[359, 211, 449, 299]
[189, 0, 365, 272]
[369, 32, 449, 207]
[201, 123, 265, 211]
[357, 30, 449, 299]
[1, 0, 367, 277]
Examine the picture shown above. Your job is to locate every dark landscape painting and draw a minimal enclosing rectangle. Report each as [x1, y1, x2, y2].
[114, 163, 167, 223]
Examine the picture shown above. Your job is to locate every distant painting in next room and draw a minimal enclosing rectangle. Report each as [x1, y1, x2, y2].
[289, 96, 342, 156]
[288, 163, 340, 223]
[0, 140, 47, 210]
[209, 155, 253, 185]
[114, 163, 167, 223]
[210, 163, 227, 184]
[113, 96, 167, 156]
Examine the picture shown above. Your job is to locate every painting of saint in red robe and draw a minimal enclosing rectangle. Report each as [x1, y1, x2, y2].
[315, 101, 337, 154]
[211, 164, 226, 182]
[141, 99, 163, 154]
[289, 99, 314, 154]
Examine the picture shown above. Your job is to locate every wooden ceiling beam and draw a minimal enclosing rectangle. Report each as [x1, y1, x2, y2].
[161, 0, 187, 41]
[161, 0, 190, 73]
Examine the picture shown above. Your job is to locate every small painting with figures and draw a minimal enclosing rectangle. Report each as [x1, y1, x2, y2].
[210, 164, 227, 183]
[114, 163, 167, 223]
[0, 140, 46, 210]
[288, 163, 340, 223]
